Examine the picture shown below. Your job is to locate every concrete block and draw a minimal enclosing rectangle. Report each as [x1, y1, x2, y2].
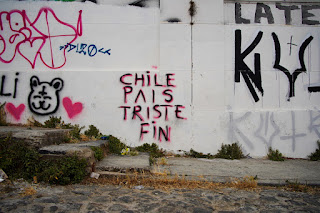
[0, 126, 70, 149]
[96, 152, 150, 173]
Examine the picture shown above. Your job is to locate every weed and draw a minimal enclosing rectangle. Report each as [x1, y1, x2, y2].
[108, 135, 127, 155]
[84, 173, 224, 191]
[215, 143, 245, 160]
[20, 186, 37, 197]
[43, 116, 84, 141]
[227, 176, 258, 190]
[308, 140, 320, 161]
[84, 125, 102, 138]
[0, 102, 7, 126]
[91, 146, 104, 161]
[135, 143, 165, 158]
[135, 143, 165, 165]
[157, 157, 168, 165]
[149, 156, 156, 166]
[285, 180, 308, 192]
[129, 150, 139, 156]
[185, 149, 214, 159]
[68, 124, 85, 141]
[44, 116, 63, 128]
[267, 147, 285, 161]
[0, 137, 41, 180]
[27, 116, 44, 127]
[80, 134, 91, 141]
[0, 137, 87, 185]
[38, 156, 87, 185]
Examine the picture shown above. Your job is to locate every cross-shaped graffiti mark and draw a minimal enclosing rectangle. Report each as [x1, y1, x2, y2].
[280, 111, 306, 152]
[287, 36, 297, 56]
[309, 109, 320, 138]
[229, 111, 254, 150]
[254, 112, 280, 147]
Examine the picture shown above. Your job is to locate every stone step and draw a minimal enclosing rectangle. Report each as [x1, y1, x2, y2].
[0, 126, 70, 149]
[39, 140, 108, 173]
[95, 152, 151, 175]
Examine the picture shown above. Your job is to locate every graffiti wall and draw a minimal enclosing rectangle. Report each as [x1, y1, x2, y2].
[0, 0, 319, 158]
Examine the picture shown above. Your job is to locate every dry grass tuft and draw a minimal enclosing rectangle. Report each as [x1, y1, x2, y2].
[82, 173, 320, 193]
[83, 172, 223, 191]
[20, 186, 37, 197]
[157, 157, 168, 165]
[226, 176, 258, 190]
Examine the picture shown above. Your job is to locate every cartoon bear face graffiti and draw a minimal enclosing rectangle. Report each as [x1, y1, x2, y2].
[28, 76, 64, 116]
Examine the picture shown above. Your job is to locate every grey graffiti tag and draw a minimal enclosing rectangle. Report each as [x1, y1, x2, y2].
[309, 109, 320, 138]
[228, 111, 254, 150]
[254, 112, 280, 147]
[280, 111, 306, 152]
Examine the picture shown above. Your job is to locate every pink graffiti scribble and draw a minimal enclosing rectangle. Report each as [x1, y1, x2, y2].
[152, 66, 158, 69]
[63, 97, 83, 119]
[0, 8, 82, 69]
[5, 103, 25, 121]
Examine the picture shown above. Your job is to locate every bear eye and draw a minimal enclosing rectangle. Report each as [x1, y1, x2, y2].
[44, 96, 52, 100]
[33, 95, 41, 99]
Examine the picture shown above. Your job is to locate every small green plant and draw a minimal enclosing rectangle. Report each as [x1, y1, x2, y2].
[38, 156, 87, 185]
[0, 102, 7, 126]
[135, 143, 165, 165]
[44, 116, 63, 128]
[68, 124, 85, 140]
[27, 116, 44, 127]
[0, 137, 40, 180]
[135, 143, 165, 158]
[43, 116, 84, 141]
[267, 147, 285, 161]
[215, 143, 245, 160]
[308, 140, 320, 161]
[185, 149, 214, 159]
[0, 137, 87, 185]
[149, 156, 156, 166]
[84, 125, 102, 138]
[285, 180, 308, 192]
[91, 146, 104, 161]
[157, 157, 168, 165]
[108, 135, 127, 155]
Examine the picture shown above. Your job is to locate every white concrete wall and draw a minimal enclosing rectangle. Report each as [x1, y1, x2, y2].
[0, 0, 319, 158]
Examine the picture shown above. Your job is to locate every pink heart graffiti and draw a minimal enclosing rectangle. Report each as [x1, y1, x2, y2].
[63, 97, 83, 119]
[5, 103, 25, 121]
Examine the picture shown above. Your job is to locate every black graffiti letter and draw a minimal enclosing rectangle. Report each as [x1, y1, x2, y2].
[235, 3, 250, 24]
[255, 3, 274, 24]
[275, 3, 299, 25]
[235, 30, 264, 102]
[302, 5, 320, 25]
[272, 33, 313, 100]
[308, 86, 320, 93]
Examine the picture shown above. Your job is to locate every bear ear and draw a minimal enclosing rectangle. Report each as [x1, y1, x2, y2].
[51, 78, 64, 91]
[30, 76, 40, 88]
